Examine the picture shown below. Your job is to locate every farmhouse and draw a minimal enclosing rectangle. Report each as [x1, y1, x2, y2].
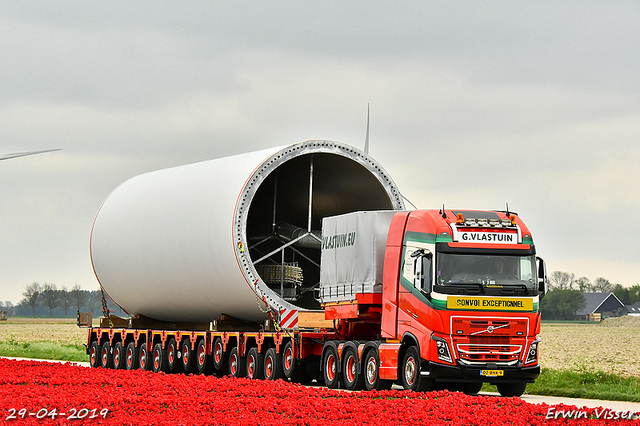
[576, 292, 625, 321]
[626, 303, 640, 316]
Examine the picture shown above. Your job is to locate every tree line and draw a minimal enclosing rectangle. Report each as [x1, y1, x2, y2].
[0, 282, 125, 318]
[540, 271, 640, 320]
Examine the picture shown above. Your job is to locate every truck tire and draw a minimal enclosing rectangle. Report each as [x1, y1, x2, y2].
[112, 341, 125, 370]
[458, 382, 483, 395]
[264, 347, 284, 380]
[212, 337, 228, 375]
[363, 348, 393, 391]
[196, 339, 214, 374]
[322, 345, 340, 389]
[342, 346, 364, 390]
[400, 346, 430, 391]
[125, 341, 138, 370]
[282, 341, 303, 383]
[181, 339, 195, 373]
[138, 342, 151, 370]
[166, 337, 182, 373]
[246, 347, 264, 379]
[100, 342, 112, 369]
[228, 346, 246, 378]
[89, 341, 100, 368]
[497, 382, 527, 397]
[152, 342, 169, 373]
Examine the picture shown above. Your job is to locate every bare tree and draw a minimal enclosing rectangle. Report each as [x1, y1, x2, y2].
[71, 284, 89, 312]
[59, 285, 72, 316]
[20, 282, 42, 316]
[549, 271, 574, 290]
[592, 277, 614, 293]
[41, 283, 59, 316]
[574, 276, 592, 292]
[2, 301, 14, 316]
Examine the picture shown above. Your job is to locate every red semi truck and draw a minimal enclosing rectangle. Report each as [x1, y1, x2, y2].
[83, 207, 547, 397]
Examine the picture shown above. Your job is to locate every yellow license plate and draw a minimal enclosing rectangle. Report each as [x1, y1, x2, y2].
[480, 370, 504, 377]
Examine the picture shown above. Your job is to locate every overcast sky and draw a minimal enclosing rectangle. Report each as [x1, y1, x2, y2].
[1, 2, 639, 305]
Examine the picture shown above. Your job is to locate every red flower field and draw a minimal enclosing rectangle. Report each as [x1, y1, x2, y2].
[0, 358, 636, 425]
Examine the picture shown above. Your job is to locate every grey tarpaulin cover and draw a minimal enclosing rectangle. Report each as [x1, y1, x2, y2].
[319, 211, 397, 304]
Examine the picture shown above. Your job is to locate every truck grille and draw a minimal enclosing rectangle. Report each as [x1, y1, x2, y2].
[456, 343, 522, 363]
[450, 316, 529, 365]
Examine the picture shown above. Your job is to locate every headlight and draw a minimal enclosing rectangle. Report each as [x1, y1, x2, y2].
[525, 339, 540, 365]
[431, 335, 453, 363]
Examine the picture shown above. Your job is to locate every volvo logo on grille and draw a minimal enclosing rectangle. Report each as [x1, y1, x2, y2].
[470, 322, 509, 335]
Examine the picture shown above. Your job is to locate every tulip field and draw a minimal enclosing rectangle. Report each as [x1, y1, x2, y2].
[0, 358, 638, 425]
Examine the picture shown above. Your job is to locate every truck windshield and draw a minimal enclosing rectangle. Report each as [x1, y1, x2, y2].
[436, 253, 537, 289]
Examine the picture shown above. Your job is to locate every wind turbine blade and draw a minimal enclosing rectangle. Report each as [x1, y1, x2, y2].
[0, 149, 62, 161]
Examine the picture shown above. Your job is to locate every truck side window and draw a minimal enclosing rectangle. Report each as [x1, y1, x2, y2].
[412, 250, 432, 295]
[422, 254, 432, 294]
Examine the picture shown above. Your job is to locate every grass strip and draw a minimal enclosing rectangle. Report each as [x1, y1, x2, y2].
[0, 341, 88, 362]
[483, 368, 640, 402]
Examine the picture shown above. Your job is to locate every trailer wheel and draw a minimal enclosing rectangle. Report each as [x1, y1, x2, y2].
[100, 342, 112, 369]
[264, 348, 284, 380]
[400, 346, 430, 391]
[282, 341, 303, 382]
[228, 346, 246, 378]
[152, 342, 169, 373]
[166, 338, 182, 373]
[196, 339, 214, 374]
[322, 346, 340, 389]
[181, 339, 194, 373]
[363, 348, 392, 391]
[212, 337, 228, 375]
[138, 342, 151, 370]
[246, 347, 264, 379]
[89, 341, 100, 368]
[342, 347, 364, 390]
[125, 341, 138, 370]
[497, 382, 527, 397]
[113, 342, 125, 369]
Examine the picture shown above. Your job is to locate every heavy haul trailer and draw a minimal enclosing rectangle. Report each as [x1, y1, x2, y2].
[82, 141, 547, 397]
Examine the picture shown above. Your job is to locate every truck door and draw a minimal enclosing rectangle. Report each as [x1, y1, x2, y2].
[398, 245, 432, 328]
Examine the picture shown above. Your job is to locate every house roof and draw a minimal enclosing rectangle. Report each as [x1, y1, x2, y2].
[576, 292, 625, 316]
[626, 305, 640, 314]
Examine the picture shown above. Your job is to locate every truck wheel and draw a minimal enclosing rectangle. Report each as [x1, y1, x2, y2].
[89, 341, 100, 368]
[138, 342, 151, 370]
[497, 382, 527, 397]
[125, 341, 138, 370]
[181, 339, 194, 373]
[363, 348, 393, 391]
[212, 337, 228, 375]
[246, 347, 264, 379]
[342, 347, 364, 390]
[196, 339, 214, 374]
[228, 346, 246, 378]
[100, 342, 112, 369]
[264, 347, 284, 380]
[152, 342, 169, 373]
[322, 346, 340, 389]
[112, 342, 125, 369]
[166, 338, 182, 373]
[282, 341, 303, 382]
[458, 382, 483, 395]
[401, 346, 430, 391]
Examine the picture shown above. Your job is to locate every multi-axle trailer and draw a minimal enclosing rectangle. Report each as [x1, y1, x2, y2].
[82, 141, 547, 396]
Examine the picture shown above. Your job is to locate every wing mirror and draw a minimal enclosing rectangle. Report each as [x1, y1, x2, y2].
[536, 257, 548, 299]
